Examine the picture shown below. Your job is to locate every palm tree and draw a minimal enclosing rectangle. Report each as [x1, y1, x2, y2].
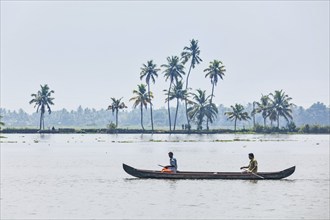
[161, 56, 185, 131]
[130, 84, 151, 130]
[29, 84, 55, 130]
[269, 90, 295, 129]
[253, 94, 271, 127]
[181, 39, 202, 129]
[107, 97, 127, 128]
[140, 60, 160, 132]
[204, 60, 226, 129]
[165, 81, 188, 131]
[188, 89, 217, 130]
[225, 104, 251, 131]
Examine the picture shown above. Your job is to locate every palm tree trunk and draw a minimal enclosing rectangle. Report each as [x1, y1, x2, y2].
[263, 117, 266, 127]
[140, 104, 144, 130]
[115, 109, 119, 128]
[173, 98, 179, 131]
[185, 64, 193, 130]
[234, 118, 237, 132]
[167, 83, 172, 131]
[185, 64, 192, 90]
[252, 102, 255, 127]
[39, 112, 43, 130]
[148, 83, 154, 132]
[206, 83, 215, 130]
[198, 115, 203, 130]
[150, 103, 154, 131]
[277, 115, 280, 129]
[185, 101, 190, 131]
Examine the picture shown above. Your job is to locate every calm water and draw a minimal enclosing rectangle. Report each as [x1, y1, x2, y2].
[1, 134, 329, 219]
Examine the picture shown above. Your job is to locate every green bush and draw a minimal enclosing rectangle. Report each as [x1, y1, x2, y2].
[107, 122, 117, 130]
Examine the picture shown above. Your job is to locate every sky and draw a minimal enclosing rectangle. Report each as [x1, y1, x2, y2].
[1, 1, 329, 114]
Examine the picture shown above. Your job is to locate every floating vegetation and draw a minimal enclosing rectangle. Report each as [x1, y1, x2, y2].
[149, 139, 162, 142]
[258, 139, 295, 142]
[213, 139, 234, 142]
[0, 140, 17, 143]
[117, 141, 134, 143]
[233, 138, 252, 142]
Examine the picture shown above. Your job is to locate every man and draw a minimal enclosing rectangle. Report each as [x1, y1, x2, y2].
[162, 152, 178, 173]
[240, 153, 258, 173]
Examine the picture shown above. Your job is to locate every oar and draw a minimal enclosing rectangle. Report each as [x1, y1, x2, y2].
[158, 164, 165, 168]
[242, 168, 264, 179]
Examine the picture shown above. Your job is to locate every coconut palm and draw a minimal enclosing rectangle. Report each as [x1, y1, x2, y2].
[29, 84, 55, 130]
[129, 84, 152, 130]
[161, 56, 185, 131]
[107, 97, 127, 128]
[181, 39, 202, 129]
[253, 94, 271, 127]
[165, 81, 188, 131]
[225, 104, 251, 131]
[188, 89, 218, 130]
[204, 60, 226, 129]
[269, 90, 295, 128]
[140, 60, 160, 132]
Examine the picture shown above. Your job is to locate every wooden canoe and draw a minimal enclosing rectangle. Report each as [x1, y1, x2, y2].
[123, 163, 295, 180]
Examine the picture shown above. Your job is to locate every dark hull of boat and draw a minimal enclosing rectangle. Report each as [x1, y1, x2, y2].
[123, 163, 295, 180]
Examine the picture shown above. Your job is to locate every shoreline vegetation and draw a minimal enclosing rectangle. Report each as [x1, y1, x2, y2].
[1, 124, 329, 135]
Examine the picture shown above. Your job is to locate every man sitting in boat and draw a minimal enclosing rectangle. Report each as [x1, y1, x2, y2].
[240, 153, 258, 173]
[161, 152, 178, 173]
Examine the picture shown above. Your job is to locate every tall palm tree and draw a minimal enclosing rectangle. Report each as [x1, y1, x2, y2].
[161, 56, 185, 131]
[181, 39, 202, 129]
[269, 90, 295, 128]
[188, 89, 217, 130]
[140, 60, 160, 132]
[225, 104, 250, 131]
[165, 81, 188, 131]
[253, 94, 271, 127]
[130, 84, 151, 130]
[204, 60, 226, 129]
[107, 97, 127, 128]
[29, 84, 55, 130]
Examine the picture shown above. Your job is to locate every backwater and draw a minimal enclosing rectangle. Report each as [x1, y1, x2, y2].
[1, 134, 329, 219]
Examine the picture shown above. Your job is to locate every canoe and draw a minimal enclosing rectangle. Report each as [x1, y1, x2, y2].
[123, 163, 295, 180]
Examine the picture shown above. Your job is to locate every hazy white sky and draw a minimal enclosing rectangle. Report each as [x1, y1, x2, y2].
[1, 1, 329, 113]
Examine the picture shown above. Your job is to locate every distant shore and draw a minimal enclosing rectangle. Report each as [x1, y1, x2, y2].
[1, 126, 329, 134]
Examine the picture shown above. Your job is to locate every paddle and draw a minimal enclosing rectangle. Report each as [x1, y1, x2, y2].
[242, 168, 264, 179]
[158, 164, 165, 168]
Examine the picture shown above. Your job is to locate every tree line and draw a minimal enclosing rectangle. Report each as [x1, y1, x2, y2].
[1, 102, 329, 131]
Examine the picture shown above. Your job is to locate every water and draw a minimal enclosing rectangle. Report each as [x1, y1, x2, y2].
[1, 134, 329, 219]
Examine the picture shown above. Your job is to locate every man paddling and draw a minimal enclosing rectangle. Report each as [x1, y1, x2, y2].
[240, 153, 258, 173]
[161, 152, 178, 173]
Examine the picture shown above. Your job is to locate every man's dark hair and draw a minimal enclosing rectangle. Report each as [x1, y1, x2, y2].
[168, 152, 173, 156]
[249, 153, 254, 158]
